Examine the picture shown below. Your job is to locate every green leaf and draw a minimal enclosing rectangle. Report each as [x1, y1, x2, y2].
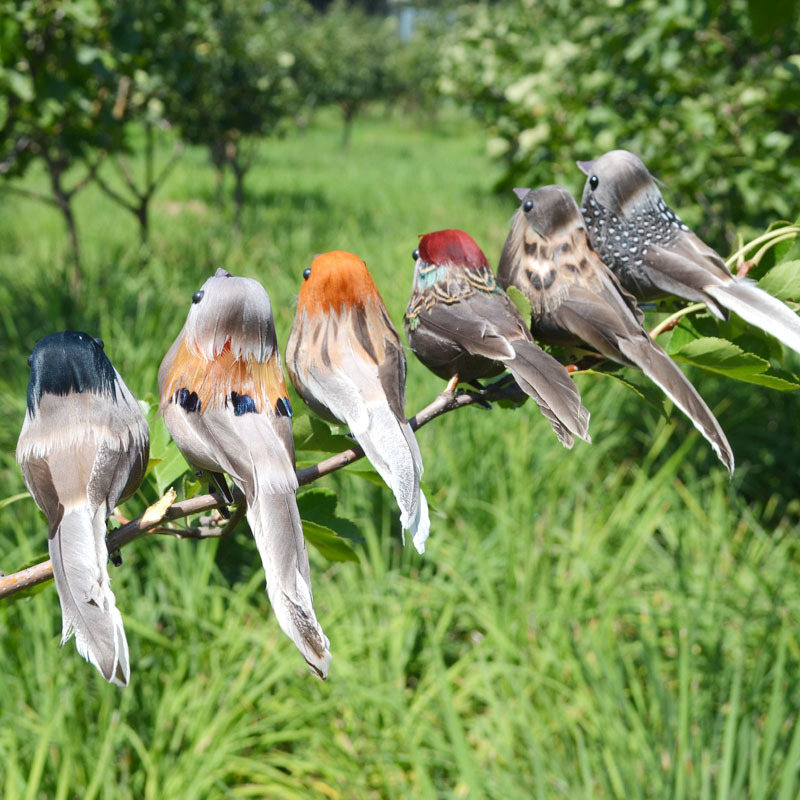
[301, 520, 359, 562]
[5, 69, 34, 102]
[573, 369, 667, 416]
[672, 337, 800, 391]
[292, 414, 355, 454]
[147, 416, 192, 494]
[506, 285, 532, 322]
[298, 488, 361, 541]
[343, 465, 386, 487]
[756, 260, 800, 302]
[665, 312, 784, 362]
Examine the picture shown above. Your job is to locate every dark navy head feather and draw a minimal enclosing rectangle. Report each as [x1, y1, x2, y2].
[26, 331, 118, 415]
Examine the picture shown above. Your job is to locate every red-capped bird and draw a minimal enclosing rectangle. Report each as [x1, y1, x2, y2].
[404, 229, 591, 448]
[285, 251, 430, 553]
[158, 269, 331, 678]
[17, 331, 149, 685]
[578, 149, 800, 354]
[498, 185, 734, 473]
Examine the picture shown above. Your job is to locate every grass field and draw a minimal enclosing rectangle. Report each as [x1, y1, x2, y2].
[1, 109, 800, 799]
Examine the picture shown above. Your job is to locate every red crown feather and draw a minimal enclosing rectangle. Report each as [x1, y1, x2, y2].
[418, 229, 490, 270]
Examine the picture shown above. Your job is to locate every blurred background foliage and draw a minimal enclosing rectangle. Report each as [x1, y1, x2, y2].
[1, 0, 800, 797]
[440, 0, 800, 245]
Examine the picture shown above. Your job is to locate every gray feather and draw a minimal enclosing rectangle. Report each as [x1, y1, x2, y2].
[248, 491, 331, 679]
[616, 336, 735, 475]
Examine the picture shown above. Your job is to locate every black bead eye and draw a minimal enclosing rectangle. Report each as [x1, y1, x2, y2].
[192, 290, 204, 304]
[412, 248, 420, 261]
[589, 175, 599, 190]
[303, 267, 311, 280]
[93, 338, 104, 350]
[522, 199, 534, 212]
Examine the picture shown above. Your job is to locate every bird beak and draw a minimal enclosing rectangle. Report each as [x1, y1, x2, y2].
[513, 187, 531, 201]
[576, 160, 594, 176]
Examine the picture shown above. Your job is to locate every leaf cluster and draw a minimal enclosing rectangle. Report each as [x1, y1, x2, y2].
[440, 0, 800, 244]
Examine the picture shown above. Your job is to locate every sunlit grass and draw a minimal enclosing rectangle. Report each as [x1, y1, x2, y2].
[1, 108, 799, 798]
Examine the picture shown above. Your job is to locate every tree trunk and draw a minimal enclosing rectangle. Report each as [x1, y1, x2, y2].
[209, 141, 227, 208]
[136, 201, 149, 250]
[231, 160, 246, 234]
[341, 104, 357, 149]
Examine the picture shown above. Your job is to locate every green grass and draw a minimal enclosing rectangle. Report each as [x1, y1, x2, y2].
[1, 108, 800, 798]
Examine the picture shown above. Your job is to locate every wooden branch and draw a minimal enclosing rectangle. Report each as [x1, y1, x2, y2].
[0, 382, 524, 601]
[149, 141, 184, 197]
[93, 167, 138, 213]
[0, 182, 59, 207]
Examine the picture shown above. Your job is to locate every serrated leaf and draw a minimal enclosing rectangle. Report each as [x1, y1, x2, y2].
[301, 520, 359, 562]
[506, 285, 533, 323]
[673, 337, 800, 391]
[298, 488, 361, 541]
[665, 312, 783, 361]
[757, 260, 800, 302]
[573, 368, 667, 416]
[293, 414, 355, 454]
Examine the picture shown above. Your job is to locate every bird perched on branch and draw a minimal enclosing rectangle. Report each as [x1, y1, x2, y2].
[578, 149, 800, 354]
[498, 186, 735, 473]
[286, 250, 430, 553]
[159, 268, 331, 679]
[16, 331, 149, 685]
[404, 228, 591, 449]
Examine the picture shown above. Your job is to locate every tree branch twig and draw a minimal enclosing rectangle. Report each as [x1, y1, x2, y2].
[1, 383, 520, 601]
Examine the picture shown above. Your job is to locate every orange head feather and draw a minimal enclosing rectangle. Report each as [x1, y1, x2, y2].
[296, 251, 383, 316]
[162, 271, 290, 417]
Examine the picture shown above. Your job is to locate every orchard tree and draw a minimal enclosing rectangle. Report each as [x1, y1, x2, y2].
[0, 0, 122, 280]
[303, 1, 402, 148]
[87, 1, 198, 248]
[171, 0, 311, 230]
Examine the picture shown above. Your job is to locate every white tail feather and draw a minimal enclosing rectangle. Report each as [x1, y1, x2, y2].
[49, 508, 130, 686]
[354, 403, 430, 554]
[247, 492, 332, 679]
[707, 281, 800, 355]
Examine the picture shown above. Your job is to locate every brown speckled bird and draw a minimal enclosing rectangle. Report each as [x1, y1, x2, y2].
[498, 186, 734, 473]
[159, 269, 331, 679]
[17, 331, 149, 686]
[285, 250, 430, 553]
[404, 228, 591, 449]
[579, 149, 800, 354]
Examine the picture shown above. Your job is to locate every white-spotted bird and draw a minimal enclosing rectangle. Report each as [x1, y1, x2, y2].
[498, 186, 735, 473]
[404, 228, 591, 449]
[286, 251, 430, 553]
[159, 269, 331, 679]
[17, 331, 149, 685]
[579, 149, 800, 354]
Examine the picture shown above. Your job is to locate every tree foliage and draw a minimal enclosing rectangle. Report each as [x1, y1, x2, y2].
[441, 0, 800, 244]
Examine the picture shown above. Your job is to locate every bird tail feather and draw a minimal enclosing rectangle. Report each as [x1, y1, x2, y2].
[247, 491, 332, 679]
[49, 508, 130, 686]
[707, 281, 800, 356]
[618, 337, 735, 474]
[506, 340, 592, 448]
[354, 403, 430, 553]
